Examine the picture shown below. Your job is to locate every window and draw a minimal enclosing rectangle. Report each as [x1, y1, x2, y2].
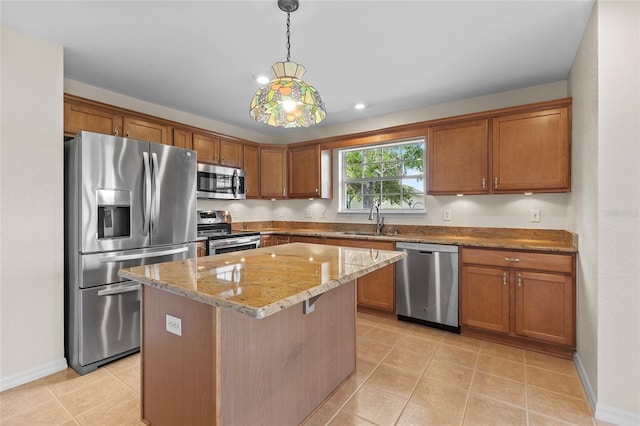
[340, 139, 425, 212]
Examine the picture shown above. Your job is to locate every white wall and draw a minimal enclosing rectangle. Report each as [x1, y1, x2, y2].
[568, 0, 600, 410]
[595, 0, 640, 422]
[0, 27, 66, 390]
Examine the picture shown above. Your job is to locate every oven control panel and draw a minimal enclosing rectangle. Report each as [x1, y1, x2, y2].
[197, 210, 227, 225]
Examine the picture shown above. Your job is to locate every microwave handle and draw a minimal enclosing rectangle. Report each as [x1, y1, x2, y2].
[232, 169, 239, 199]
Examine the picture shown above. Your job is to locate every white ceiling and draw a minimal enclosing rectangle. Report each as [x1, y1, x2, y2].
[1, 1, 595, 138]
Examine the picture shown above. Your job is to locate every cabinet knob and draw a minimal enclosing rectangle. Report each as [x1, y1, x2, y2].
[125, 130, 130, 138]
[315, 187, 319, 193]
[114, 128, 119, 136]
[503, 272, 507, 286]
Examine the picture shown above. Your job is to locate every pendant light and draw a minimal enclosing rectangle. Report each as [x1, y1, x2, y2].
[250, 0, 326, 128]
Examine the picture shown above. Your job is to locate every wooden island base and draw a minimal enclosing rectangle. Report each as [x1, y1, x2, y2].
[142, 281, 357, 425]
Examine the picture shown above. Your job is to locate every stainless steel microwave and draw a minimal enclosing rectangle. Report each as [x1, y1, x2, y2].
[196, 163, 246, 200]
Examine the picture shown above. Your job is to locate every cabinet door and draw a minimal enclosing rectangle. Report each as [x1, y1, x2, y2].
[123, 117, 170, 145]
[173, 128, 192, 150]
[274, 235, 290, 245]
[219, 138, 244, 168]
[428, 119, 489, 194]
[196, 241, 208, 257]
[515, 271, 575, 346]
[260, 235, 274, 247]
[243, 145, 260, 199]
[492, 107, 570, 192]
[193, 133, 219, 164]
[460, 265, 510, 333]
[329, 238, 395, 312]
[288, 144, 331, 199]
[64, 101, 122, 137]
[260, 146, 287, 199]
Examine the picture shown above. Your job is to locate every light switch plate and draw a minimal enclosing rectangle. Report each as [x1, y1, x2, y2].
[530, 209, 541, 223]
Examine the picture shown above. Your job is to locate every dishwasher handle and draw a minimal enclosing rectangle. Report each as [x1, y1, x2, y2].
[418, 251, 434, 255]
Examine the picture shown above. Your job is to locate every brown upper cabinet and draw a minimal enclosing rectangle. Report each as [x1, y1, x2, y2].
[428, 119, 489, 194]
[243, 144, 260, 199]
[192, 133, 244, 168]
[492, 107, 570, 193]
[173, 128, 193, 150]
[427, 99, 571, 195]
[65, 96, 170, 145]
[122, 116, 171, 145]
[260, 146, 288, 199]
[288, 144, 332, 199]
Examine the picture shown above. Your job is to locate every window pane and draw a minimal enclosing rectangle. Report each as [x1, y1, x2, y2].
[340, 139, 425, 211]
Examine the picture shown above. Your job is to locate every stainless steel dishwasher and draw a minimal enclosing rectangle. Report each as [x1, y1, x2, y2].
[395, 242, 460, 333]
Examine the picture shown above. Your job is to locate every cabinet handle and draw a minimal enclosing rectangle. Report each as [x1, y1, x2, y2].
[504, 257, 520, 262]
[502, 272, 507, 286]
[494, 177, 498, 188]
[482, 178, 486, 189]
[126, 130, 130, 138]
[315, 187, 319, 193]
[114, 128, 119, 136]
[517, 273, 522, 287]
[221, 157, 225, 163]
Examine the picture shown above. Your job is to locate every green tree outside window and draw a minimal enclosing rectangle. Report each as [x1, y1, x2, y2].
[342, 140, 425, 211]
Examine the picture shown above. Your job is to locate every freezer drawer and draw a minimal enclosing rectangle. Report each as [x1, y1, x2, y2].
[79, 282, 141, 367]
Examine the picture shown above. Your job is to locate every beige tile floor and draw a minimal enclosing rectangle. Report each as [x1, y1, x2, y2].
[1, 312, 598, 425]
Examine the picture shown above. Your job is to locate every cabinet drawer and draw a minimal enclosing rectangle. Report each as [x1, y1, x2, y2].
[326, 238, 394, 251]
[461, 248, 573, 274]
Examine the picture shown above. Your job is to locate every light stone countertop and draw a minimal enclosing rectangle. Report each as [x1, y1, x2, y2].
[119, 242, 406, 319]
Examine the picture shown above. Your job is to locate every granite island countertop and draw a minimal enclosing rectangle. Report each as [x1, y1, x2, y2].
[119, 242, 405, 319]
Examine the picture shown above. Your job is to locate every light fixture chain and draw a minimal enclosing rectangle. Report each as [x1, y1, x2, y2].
[286, 12, 291, 62]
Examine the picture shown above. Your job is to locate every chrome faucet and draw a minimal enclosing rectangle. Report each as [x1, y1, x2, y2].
[368, 204, 384, 234]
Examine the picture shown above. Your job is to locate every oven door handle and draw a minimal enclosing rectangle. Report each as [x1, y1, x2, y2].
[210, 237, 259, 249]
[98, 282, 141, 296]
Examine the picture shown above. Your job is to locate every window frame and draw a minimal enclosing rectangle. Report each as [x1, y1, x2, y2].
[338, 138, 426, 214]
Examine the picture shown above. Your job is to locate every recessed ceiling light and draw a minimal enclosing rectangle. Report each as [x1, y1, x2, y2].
[256, 75, 270, 85]
[354, 103, 366, 110]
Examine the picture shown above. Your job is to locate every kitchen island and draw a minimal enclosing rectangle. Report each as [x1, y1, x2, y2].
[119, 242, 405, 425]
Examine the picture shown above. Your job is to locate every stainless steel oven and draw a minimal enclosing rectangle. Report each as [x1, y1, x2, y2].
[197, 210, 260, 255]
[197, 163, 246, 200]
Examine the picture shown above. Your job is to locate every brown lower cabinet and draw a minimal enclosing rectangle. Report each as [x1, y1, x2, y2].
[460, 247, 576, 357]
[327, 238, 395, 313]
[260, 234, 291, 247]
[196, 241, 207, 258]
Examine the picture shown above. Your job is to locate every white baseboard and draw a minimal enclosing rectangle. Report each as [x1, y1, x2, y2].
[596, 404, 640, 426]
[574, 352, 597, 412]
[0, 358, 68, 392]
[574, 353, 640, 425]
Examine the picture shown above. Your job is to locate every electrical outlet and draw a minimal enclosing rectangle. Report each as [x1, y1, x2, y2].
[232, 209, 239, 218]
[321, 209, 327, 218]
[530, 209, 541, 223]
[279, 208, 284, 217]
[165, 314, 182, 336]
[305, 207, 312, 218]
[443, 209, 452, 221]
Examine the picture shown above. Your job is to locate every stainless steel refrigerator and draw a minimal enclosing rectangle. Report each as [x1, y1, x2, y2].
[64, 131, 197, 375]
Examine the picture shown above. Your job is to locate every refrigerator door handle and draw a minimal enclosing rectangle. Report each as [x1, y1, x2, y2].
[142, 151, 152, 236]
[151, 152, 160, 233]
[97, 282, 141, 297]
[98, 246, 189, 262]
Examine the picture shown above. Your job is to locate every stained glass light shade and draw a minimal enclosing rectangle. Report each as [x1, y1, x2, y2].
[250, 61, 326, 128]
